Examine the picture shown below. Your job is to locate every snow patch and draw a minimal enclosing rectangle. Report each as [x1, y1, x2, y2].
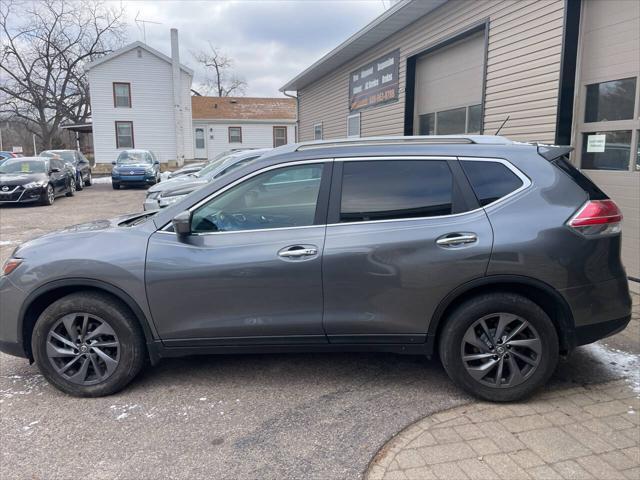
[586, 343, 640, 396]
[91, 176, 112, 184]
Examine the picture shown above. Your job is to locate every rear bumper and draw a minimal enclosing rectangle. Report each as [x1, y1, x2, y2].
[560, 276, 632, 348]
[574, 315, 631, 347]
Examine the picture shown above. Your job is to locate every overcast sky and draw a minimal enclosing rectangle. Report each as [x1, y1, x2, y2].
[112, 0, 390, 97]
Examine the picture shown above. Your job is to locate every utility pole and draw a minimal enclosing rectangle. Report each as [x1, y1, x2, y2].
[0, 125, 3, 151]
[32, 134, 37, 156]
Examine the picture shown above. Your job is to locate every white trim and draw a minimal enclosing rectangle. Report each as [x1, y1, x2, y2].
[85, 41, 194, 76]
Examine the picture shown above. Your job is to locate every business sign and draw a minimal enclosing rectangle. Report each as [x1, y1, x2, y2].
[349, 49, 400, 112]
[12, 146, 23, 153]
[586, 134, 606, 153]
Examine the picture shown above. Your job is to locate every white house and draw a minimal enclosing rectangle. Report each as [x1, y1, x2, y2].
[191, 96, 296, 159]
[86, 29, 297, 166]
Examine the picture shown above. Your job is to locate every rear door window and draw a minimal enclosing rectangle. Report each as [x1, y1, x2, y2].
[460, 160, 523, 206]
[340, 160, 453, 222]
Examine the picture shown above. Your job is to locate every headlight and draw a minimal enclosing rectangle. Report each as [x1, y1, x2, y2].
[159, 194, 186, 207]
[147, 191, 160, 200]
[23, 181, 47, 189]
[145, 167, 155, 174]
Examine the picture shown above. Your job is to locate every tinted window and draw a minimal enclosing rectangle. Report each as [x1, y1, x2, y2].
[192, 164, 324, 233]
[461, 160, 523, 206]
[585, 78, 636, 122]
[340, 160, 453, 222]
[436, 107, 466, 135]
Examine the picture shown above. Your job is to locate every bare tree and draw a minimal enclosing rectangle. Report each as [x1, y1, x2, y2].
[0, 0, 126, 149]
[192, 43, 247, 97]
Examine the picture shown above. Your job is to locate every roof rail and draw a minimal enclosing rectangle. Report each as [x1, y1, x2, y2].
[295, 135, 512, 151]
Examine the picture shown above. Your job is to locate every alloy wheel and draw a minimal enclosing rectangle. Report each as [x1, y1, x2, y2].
[46, 313, 121, 385]
[461, 313, 541, 388]
[47, 185, 55, 204]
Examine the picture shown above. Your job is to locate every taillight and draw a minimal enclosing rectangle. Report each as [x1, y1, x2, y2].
[567, 199, 622, 236]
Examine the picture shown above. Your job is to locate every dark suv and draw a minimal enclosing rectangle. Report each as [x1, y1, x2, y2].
[0, 136, 631, 401]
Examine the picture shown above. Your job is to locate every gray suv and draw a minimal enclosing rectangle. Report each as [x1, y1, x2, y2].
[0, 136, 631, 401]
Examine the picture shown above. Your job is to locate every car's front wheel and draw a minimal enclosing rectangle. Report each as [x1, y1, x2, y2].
[76, 174, 84, 191]
[31, 292, 146, 397]
[40, 184, 55, 206]
[439, 293, 559, 402]
[66, 179, 76, 197]
[85, 170, 92, 186]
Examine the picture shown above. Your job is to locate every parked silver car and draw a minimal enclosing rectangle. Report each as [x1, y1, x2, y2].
[0, 136, 631, 401]
[143, 149, 270, 210]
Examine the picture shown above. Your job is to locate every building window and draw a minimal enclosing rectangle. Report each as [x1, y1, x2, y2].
[347, 113, 360, 138]
[228, 127, 242, 143]
[273, 126, 288, 147]
[340, 160, 453, 222]
[581, 130, 632, 170]
[195, 128, 205, 149]
[585, 78, 636, 122]
[314, 123, 323, 140]
[113, 82, 131, 108]
[418, 105, 481, 135]
[115, 121, 134, 148]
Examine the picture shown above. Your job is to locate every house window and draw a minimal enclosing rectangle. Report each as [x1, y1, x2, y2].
[585, 78, 636, 122]
[273, 126, 288, 147]
[115, 121, 134, 148]
[314, 123, 323, 140]
[581, 130, 633, 170]
[113, 82, 131, 108]
[228, 127, 242, 143]
[418, 105, 482, 135]
[347, 113, 360, 138]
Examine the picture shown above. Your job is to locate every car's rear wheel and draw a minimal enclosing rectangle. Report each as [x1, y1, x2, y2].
[32, 292, 146, 397]
[41, 184, 55, 206]
[85, 171, 92, 186]
[76, 174, 84, 191]
[66, 179, 76, 197]
[439, 293, 559, 402]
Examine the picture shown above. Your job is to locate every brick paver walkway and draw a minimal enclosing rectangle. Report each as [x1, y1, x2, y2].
[366, 293, 640, 480]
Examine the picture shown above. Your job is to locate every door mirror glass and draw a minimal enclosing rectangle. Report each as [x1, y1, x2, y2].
[111, 160, 116, 165]
[172, 210, 192, 235]
[191, 163, 324, 233]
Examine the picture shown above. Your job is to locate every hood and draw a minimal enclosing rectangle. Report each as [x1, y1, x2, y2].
[161, 180, 207, 197]
[0, 172, 48, 186]
[147, 174, 201, 193]
[113, 163, 154, 170]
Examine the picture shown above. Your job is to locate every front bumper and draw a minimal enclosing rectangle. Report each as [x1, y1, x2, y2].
[0, 186, 45, 204]
[112, 175, 156, 185]
[0, 276, 29, 358]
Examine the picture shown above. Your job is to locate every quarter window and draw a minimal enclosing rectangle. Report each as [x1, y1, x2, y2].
[461, 160, 523, 206]
[113, 83, 131, 108]
[340, 160, 453, 222]
[273, 126, 287, 147]
[191, 164, 324, 233]
[115, 121, 134, 149]
[228, 127, 242, 143]
[585, 78, 636, 122]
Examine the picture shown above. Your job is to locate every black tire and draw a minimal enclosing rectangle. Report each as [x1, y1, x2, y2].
[66, 179, 76, 197]
[85, 170, 92, 186]
[41, 184, 55, 206]
[76, 174, 84, 191]
[439, 293, 559, 402]
[112, 182, 120, 190]
[32, 292, 146, 397]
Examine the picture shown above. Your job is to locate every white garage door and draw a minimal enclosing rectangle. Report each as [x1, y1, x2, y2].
[413, 31, 485, 135]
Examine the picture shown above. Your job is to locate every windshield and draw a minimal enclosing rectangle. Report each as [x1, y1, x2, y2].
[42, 150, 76, 164]
[117, 151, 151, 165]
[0, 159, 47, 174]
[194, 155, 232, 178]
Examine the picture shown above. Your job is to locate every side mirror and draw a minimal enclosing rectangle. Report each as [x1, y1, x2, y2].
[50, 167, 61, 173]
[154, 160, 160, 165]
[172, 210, 192, 236]
[111, 160, 116, 165]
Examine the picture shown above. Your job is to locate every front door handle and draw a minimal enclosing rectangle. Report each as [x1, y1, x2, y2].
[436, 233, 478, 247]
[278, 246, 318, 258]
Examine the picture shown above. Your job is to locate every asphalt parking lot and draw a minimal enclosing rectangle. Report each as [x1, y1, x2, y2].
[1, 182, 638, 480]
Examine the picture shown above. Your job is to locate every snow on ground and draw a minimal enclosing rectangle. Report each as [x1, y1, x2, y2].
[90, 176, 112, 184]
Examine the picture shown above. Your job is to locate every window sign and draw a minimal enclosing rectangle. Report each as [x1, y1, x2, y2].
[586, 134, 606, 153]
[349, 49, 400, 112]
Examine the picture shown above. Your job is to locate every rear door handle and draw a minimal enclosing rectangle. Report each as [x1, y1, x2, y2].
[436, 233, 478, 247]
[278, 246, 318, 258]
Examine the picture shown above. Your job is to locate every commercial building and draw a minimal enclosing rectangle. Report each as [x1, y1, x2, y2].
[281, 0, 640, 289]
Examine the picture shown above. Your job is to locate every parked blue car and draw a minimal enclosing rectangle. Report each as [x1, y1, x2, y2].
[111, 149, 160, 189]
